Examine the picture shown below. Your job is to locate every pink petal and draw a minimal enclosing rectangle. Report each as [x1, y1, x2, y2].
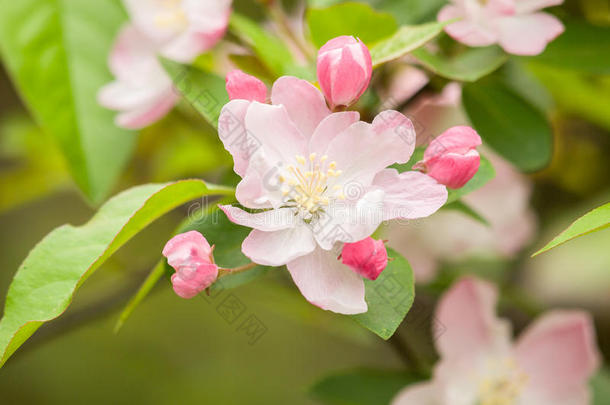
[98, 81, 164, 111]
[372, 169, 448, 220]
[309, 111, 360, 155]
[171, 262, 218, 299]
[108, 25, 160, 82]
[425, 150, 481, 189]
[496, 13, 565, 55]
[515, 311, 600, 402]
[515, 0, 564, 14]
[226, 69, 267, 102]
[115, 91, 178, 129]
[123, 0, 176, 43]
[438, 5, 499, 47]
[287, 248, 367, 314]
[217, 99, 253, 177]
[242, 226, 316, 266]
[436, 277, 511, 359]
[341, 237, 388, 281]
[391, 382, 438, 405]
[270, 76, 330, 138]
[162, 230, 213, 266]
[160, 25, 228, 63]
[219, 205, 297, 231]
[424, 126, 482, 161]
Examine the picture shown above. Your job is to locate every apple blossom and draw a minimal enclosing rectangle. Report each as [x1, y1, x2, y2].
[392, 277, 600, 405]
[123, 0, 232, 63]
[341, 237, 388, 281]
[414, 126, 482, 189]
[162, 231, 219, 299]
[98, 25, 179, 130]
[218, 75, 448, 314]
[226, 69, 268, 102]
[438, 0, 565, 55]
[317, 36, 373, 108]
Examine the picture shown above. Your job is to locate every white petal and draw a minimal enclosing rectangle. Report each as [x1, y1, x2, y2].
[242, 225, 316, 266]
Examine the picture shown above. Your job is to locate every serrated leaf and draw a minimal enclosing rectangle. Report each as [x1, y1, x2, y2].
[0, 180, 234, 367]
[370, 21, 448, 68]
[412, 45, 508, 82]
[533, 202, 610, 257]
[351, 248, 414, 340]
[0, 0, 136, 204]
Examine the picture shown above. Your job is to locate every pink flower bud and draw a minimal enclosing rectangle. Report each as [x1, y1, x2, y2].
[226, 69, 267, 102]
[416, 126, 482, 189]
[317, 35, 372, 108]
[162, 231, 219, 299]
[341, 237, 388, 281]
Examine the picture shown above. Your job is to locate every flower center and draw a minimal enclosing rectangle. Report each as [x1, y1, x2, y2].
[478, 358, 528, 405]
[279, 153, 344, 218]
[155, 0, 188, 30]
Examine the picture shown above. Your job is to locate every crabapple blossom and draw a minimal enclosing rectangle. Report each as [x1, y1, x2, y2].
[226, 69, 268, 102]
[218, 74, 448, 314]
[317, 36, 373, 108]
[162, 231, 219, 299]
[438, 0, 565, 55]
[392, 277, 600, 405]
[341, 237, 388, 281]
[414, 126, 482, 189]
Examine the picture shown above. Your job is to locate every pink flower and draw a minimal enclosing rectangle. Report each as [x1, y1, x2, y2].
[393, 277, 600, 405]
[415, 126, 482, 189]
[217, 75, 448, 314]
[438, 0, 565, 55]
[98, 25, 179, 130]
[123, 0, 232, 63]
[341, 237, 388, 281]
[162, 231, 219, 299]
[317, 36, 373, 108]
[226, 70, 268, 102]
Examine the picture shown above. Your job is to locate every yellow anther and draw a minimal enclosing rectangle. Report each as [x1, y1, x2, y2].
[309, 153, 317, 161]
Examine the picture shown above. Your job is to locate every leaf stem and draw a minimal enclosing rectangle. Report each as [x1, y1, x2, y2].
[218, 262, 258, 279]
[268, 3, 315, 62]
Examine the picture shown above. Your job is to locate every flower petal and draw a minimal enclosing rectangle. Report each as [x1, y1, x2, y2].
[287, 247, 367, 314]
[219, 205, 297, 231]
[114, 92, 178, 129]
[162, 230, 212, 268]
[242, 225, 316, 266]
[515, 311, 600, 403]
[436, 277, 511, 359]
[226, 69, 268, 102]
[496, 13, 565, 55]
[391, 382, 438, 405]
[309, 111, 360, 155]
[217, 99, 257, 177]
[438, 5, 498, 47]
[271, 76, 330, 138]
[373, 169, 448, 220]
[160, 25, 228, 63]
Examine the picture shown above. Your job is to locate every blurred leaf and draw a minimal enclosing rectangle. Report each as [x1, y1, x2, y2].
[593, 369, 610, 405]
[161, 60, 228, 129]
[229, 13, 298, 77]
[525, 20, 610, 74]
[412, 45, 507, 82]
[311, 368, 420, 405]
[0, 0, 136, 204]
[442, 200, 489, 226]
[462, 78, 553, 172]
[375, 0, 448, 25]
[351, 248, 414, 340]
[0, 180, 234, 367]
[370, 21, 449, 67]
[533, 202, 610, 256]
[307, 2, 398, 48]
[228, 54, 275, 82]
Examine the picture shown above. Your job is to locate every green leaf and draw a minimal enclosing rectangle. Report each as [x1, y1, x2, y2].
[311, 368, 420, 405]
[442, 200, 489, 226]
[462, 77, 553, 172]
[412, 45, 508, 82]
[375, 0, 448, 25]
[351, 248, 414, 340]
[0, 180, 234, 367]
[533, 202, 610, 257]
[370, 21, 449, 68]
[161, 59, 228, 129]
[526, 20, 610, 74]
[307, 2, 398, 48]
[593, 369, 610, 405]
[229, 13, 298, 77]
[0, 0, 136, 204]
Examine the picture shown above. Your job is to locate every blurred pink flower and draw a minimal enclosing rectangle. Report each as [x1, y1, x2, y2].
[123, 0, 232, 63]
[163, 231, 218, 299]
[218, 76, 447, 314]
[393, 277, 600, 405]
[226, 69, 268, 102]
[98, 25, 179, 130]
[414, 126, 482, 189]
[317, 36, 372, 108]
[438, 0, 565, 55]
[341, 237, 388, 281]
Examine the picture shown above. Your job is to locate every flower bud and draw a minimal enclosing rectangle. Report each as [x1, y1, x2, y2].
[341, 237, 388, 281]
[226, 69, 267, 102]
[162, 231, 218, 299]
[317, 35, 372, 108]
[415, 126, 482, 189]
